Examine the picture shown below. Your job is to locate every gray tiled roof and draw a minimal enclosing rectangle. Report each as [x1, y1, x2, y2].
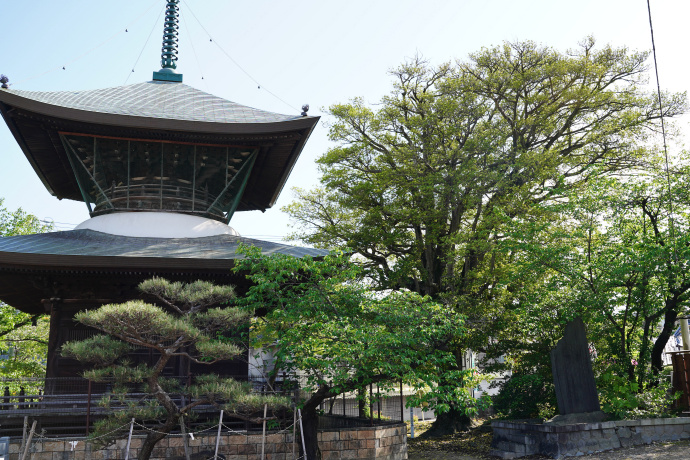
[6, 81, 300, 124]
[0, 229, 327, 260]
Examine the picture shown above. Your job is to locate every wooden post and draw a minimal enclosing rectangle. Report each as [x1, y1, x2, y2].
[292, 406, 297, 460]
[297, 409, 307, 460]
[369, 383, 373, 426]
[377, 385, 381, 421]
[19, 420, 36, 460]
[124, 418, 135, 460]
[261, 404, 268, 460]
[180, 416, 191, 460]
[410, 407, 415, 438]
[214, 410, 224, 459]
[20, 415, 28, 454]
[400, 380, 404, 422]
[86, 379, 92, 436]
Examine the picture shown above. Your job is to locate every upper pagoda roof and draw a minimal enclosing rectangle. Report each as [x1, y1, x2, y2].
[2, 81, 304, 127]
[0, 81, 318, 211]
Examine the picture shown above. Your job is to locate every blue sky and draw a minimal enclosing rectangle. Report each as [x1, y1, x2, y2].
[1, 0, 689, 241]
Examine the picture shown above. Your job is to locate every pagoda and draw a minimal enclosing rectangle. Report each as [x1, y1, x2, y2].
[0, 0, 322, 388]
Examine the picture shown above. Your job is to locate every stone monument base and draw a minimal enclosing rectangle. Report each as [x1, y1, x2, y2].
[491, 417, 690, 459]
[544, 410, 607, 426]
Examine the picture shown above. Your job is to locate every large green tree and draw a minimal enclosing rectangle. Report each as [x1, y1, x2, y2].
[284, 38, 685, 433]
[0, 199, 53, 378]
[235, 245, 487, 460]
[500, 161, 690, 388]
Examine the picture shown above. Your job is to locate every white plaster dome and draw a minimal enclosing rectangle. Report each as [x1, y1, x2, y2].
[75, 212, 240, 238]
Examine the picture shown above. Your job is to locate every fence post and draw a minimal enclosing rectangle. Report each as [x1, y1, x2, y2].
[292, 406, 297, 460]
[86, 379, 92, 436]
[369, 383, 373, 426]
[400, 380, 404, 422]
[410, 407, 414, 438]
[124, 418, 135, 460]
[261, 404, 268, 460]
[297, 409, 307, 460]
[377, 385, 381, 421]
[180, 415, 191, 460]
[214, 410, 224, 459]
[19, 420, 36, 460]
[20, 415, 28, 454]
[342, 392, 346, 417]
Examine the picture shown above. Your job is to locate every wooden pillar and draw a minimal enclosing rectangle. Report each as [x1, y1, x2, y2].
[42, 299, 62, 394]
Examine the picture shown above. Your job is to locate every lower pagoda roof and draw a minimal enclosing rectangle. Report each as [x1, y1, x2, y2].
[0, 229, 326, 268]
[0, 229, 328, 313]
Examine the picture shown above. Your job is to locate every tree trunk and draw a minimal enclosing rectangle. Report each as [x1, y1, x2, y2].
[358, 387, 369, 418]
[300, 406, 321, 460]
[419, 407, 471, 438]
[651, 306, 678, 374]
[138, 415, 177, 460]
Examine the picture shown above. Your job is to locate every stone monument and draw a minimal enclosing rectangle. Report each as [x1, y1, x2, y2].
[549, 317, 604, 423]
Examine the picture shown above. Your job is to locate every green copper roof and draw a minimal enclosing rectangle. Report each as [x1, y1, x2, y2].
[5, 81, 301, 124]
[0, 229, 327, 260]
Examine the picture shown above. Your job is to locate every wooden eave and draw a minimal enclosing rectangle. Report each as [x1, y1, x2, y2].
[0, 90, 319, 212]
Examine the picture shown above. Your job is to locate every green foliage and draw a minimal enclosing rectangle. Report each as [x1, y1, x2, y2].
[62, 335, 133, 367]
[282, 39, 686, 432]
[0, 198, 53, 378]
[63, 278, 282, 460]
[598, 372, 679, 420]
[235, 244, 491, 417]
[493, 374, 557, 420]
[499, 157, 690, 388]
[0, 198, 53, 237]
[138, 278, 236, 313]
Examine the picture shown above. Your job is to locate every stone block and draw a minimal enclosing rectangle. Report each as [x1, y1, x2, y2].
[321, 431, 339, 442]
[326, 440, 345, 451]
[347, 439, 363, 450]
[341, 448, 358, 459]
[265, 433, 285, 444]
[357, 448, 376, 459]
[489, 449, 520, 459]
[229, 435, 248, 445]
[341, 430, 358, 441]
[377, 445, 393, 456]
[358, 429, 376, 440]
[322, 450, 340, 460]
[237, 443, 258, 455]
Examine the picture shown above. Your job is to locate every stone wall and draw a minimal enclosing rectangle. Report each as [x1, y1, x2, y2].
[7, 422, 407, 460]
[492, 417, 690, 459]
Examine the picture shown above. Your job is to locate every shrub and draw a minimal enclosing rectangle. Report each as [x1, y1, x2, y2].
[597, 372, 679, 420]
[493, 374, 556, 420]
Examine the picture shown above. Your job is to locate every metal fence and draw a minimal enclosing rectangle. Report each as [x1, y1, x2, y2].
[0, 376, 294, 438]
[0, 377, 434, 439]
[317, 386, 435, 424]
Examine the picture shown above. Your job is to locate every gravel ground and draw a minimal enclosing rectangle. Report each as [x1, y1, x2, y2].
[407, 430, 690, 459]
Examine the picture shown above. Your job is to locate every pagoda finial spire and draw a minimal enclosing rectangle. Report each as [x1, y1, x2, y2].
[153, 0, 183, 82]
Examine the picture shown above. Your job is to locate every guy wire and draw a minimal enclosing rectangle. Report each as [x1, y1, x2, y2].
[647, 0, 678, 267]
